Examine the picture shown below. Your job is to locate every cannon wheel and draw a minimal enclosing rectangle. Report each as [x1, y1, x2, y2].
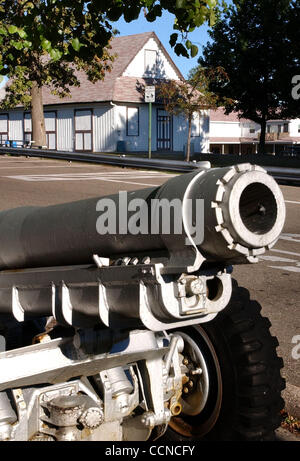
[165, 280, 285, 441]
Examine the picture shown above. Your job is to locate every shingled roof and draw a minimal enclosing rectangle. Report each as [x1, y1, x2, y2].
[41, 31, 183, 106]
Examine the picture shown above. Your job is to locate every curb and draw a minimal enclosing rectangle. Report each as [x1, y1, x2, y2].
[283, 383, 300, 421]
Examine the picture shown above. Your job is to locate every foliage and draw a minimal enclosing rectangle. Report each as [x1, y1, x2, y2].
[0, 0, 115, 109]
[199, 0, 300, 153]
[157, 66, 230, 160]
[0, 0, 226, 145]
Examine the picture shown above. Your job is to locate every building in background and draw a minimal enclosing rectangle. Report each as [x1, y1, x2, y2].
[209, 108, 300, 155]
[0, 31, 299, 155]
[0, 32, 209, 154]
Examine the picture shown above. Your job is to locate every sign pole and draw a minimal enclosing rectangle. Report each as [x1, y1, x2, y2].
[145, 85, 155, 160]
[148, 101, 152, 159]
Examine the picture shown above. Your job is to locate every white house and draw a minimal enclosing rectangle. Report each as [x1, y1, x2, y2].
[209, 108, 300, 155]
[0, 32, 209, 154]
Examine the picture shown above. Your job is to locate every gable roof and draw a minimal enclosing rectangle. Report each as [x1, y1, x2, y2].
[35, 31, 183, 106]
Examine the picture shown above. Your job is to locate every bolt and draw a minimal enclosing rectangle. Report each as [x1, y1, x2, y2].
[141, 256, 151, 265]
[183, 387, 189, 394]
[191, 367, 203, 376]
[121, 257, 131, 266]
[188, 381, 194, 389]
[182, 375, 189, 385]
[183, 358, 189, 366]
[130, 257, 139, 265]
[186, 278, 203, 296]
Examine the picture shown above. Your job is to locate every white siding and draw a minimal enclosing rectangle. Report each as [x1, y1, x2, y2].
[289, 118, 300, 137]
[210, 121, 241, 138]
[173, 111, 209, 153]
[116, 104, 154, 152]
[240, 122, 260, 138]
[8, 111, 23, 140]
[93, 106, 116, 152]
[123, 38, 180, 80]
[56, 109, 74, 151]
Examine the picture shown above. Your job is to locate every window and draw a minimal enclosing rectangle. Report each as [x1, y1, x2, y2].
[144, 50, 157, 75]
[298, 125, 300, 133]
[249, 128, 255, 134]
[267, 125, 271, 133]
[283, 123, 289, 133]
[191, 112, 201, 137]
[126, 107, 139, 136]
[24, 112, 32, 144]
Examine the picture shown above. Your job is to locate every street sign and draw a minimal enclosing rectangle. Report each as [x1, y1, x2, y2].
[145, 86, 155, 103]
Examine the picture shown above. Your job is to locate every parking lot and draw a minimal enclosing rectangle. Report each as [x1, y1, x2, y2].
[0, 155, 299, 389]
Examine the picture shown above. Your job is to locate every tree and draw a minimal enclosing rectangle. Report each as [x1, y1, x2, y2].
[199, 0, 300, 154]
[157, 66, 230, 161]
[0, 0, 225, 148]
[0, 1, 116, 147]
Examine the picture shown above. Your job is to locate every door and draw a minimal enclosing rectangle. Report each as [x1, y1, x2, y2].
[0, 113, 8, 145]
[75, 109, 93, 151]
[45, 111, 57, 149]
[157, 109, 172, 151]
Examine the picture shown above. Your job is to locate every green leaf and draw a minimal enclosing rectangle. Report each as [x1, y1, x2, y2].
[71, 38, 81, 51]
[8, 25, 18, 34]
[18, 29, 27, 39]
[23, 40, 32, 48]
[0, 26, 7, 35]
[169, 33, 178, 47]
[174, 43, 189, 58]
[190, 45, 199, 58]
[50, 48, 62, 61]
[176, 0, 184, 8]
[12, 40, 23, 50]
[41, 39, 52, 51]
[186, 40, 192, 49]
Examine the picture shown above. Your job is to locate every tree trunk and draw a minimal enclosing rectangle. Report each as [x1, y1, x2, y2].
[31, 81, 46, 148]
[186, 115, 192, 162]
[258, 117, 267, 155]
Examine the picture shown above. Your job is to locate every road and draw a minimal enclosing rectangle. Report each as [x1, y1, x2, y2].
[0, 155, 299, 390]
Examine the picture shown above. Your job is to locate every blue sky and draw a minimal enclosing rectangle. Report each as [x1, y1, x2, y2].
[113, 11, 211, 78]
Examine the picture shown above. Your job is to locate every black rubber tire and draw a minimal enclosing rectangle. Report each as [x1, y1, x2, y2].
[164, 279, 285, 441]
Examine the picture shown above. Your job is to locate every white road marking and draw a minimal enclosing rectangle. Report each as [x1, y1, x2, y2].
[4, 172, 174, 181]
[259, 255, 297, 263]
[271, 248, 300, 258]
[3, 171, 176, 187]
[261, 234, 300, 272]
[268, 265, 300, 273]
[85, 177, 161, 187]
[279, 233, 300, 243]
[285, 200, 300, 205]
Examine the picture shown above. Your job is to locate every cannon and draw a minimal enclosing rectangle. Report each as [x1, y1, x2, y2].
[0, 163, 286, 442]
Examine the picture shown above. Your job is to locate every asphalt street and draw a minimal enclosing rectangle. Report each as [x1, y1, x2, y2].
[0, 155, 299, 395]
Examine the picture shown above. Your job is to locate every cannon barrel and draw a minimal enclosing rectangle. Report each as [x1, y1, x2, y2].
[0, 163, 285, 271]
